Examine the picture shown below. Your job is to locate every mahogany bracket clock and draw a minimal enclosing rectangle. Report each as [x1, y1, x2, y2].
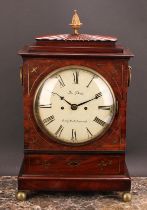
[16, 10, 134, 202]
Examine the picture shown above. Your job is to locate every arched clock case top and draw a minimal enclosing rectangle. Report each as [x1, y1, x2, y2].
[23, 59, 125, 151]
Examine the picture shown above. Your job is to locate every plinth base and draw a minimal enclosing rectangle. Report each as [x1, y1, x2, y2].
[18, 162, 131, 192]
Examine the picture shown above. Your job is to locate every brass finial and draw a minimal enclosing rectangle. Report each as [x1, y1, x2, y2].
[70, 10, 82, 35]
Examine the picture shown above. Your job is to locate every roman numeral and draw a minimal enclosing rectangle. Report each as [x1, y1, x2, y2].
[57, 75, 65, 87]
[95, 92, 102, 99]
[93, 117, 106, 126]
[39, 104, 52, 108]
[71, 129, 77, 141]
[98, 105, 112, 110]
[55, 125, 64, 137]
[73, 71, 79, 84]
[86, 127, 93, 138]
[43, 115, 55, 126]
[86, 75, 96, 87]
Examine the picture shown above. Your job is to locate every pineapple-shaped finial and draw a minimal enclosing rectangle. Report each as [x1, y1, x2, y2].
[70, 10, 83, 35]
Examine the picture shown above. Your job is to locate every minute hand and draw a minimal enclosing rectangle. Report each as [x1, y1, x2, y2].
[77, 97, 96, 106]
[77, 93, 102, 107]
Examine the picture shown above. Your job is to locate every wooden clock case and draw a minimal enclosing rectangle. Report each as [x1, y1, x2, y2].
[17, 33, 133, 199]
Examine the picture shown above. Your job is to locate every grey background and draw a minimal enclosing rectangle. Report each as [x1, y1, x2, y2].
[0, 0, 146, 176]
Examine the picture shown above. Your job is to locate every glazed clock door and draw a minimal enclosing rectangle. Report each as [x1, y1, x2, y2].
[33, 65, 116, 145]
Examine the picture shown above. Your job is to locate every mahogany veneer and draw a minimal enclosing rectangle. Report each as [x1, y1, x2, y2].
[18, 33, 133, 194]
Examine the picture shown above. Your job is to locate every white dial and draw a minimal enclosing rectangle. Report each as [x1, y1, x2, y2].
[34, 66, 116, 144]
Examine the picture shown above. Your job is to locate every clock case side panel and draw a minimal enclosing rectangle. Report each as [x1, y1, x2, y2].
[21, 57, 130, 153]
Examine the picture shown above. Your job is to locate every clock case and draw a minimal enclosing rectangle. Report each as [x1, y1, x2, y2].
[18, 33, 133, 193]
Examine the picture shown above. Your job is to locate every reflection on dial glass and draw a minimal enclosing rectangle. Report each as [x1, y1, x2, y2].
[34, 66, 116, 144]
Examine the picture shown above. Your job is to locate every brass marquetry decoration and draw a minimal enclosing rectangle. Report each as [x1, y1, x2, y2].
[27, 65, 30, 95]
[29, 138, 37, 146]
[40, 160, 51, 169]
[112, 139, 118, 144]
[31, 67, 38, 73]
[67, 160, 80, 167]
[97, 64, 105, 68]
[98, 160, 112, 171]
[116, 101, 119, 113]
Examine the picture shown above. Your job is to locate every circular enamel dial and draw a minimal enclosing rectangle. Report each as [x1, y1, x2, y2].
[34, 66, 116, 145]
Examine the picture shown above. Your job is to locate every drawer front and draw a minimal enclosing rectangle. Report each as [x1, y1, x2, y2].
[24, 154, 125, 176]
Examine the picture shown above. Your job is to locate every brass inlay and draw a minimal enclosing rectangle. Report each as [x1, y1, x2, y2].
[121, 64, 124, 99]
[116, 101, 119, 113]
[31, 67, 38, 73]
[28, 113, 31, 121]
[112, 139, 118, 144]
[98, 160, 112, 171]
[27, 65, 30, 95]
[70, 10, 82, 35]
[30, 138, 37, 145]
[97, 64, 105, 67]
[68, 160, 80, 167]
[39, 160, 51, 169]
[114, 64, 122, 72]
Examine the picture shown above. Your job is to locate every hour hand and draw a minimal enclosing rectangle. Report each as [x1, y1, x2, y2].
[52, 92, 72, 105]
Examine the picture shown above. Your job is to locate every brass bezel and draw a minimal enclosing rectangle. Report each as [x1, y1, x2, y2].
[33, 65, 117, 146]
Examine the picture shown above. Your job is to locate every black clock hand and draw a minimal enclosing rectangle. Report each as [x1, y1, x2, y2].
[51, 91, 102, 110]
[63, 98, 72, 106]
[77, 97, 95, 106]
[52, 92, 72, 106]
[77, 92, 102, 107]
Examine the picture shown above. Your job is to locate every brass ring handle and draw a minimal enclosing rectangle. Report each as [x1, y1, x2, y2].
[19, 66, 23, 85]
[128, 66, 132, 86]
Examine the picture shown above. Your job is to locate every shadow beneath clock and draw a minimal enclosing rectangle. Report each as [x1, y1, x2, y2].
[27, 190, 121, 201]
